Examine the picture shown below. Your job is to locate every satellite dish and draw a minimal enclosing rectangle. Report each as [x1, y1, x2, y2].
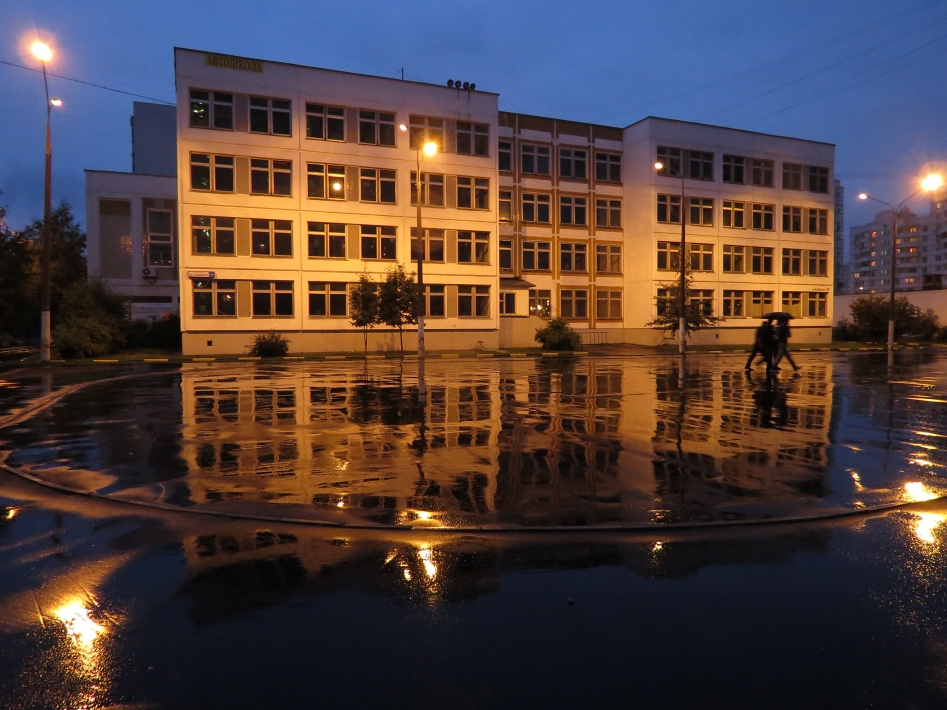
[469, 83, 476, 91]
[447, 79, 454, 87]
[462, 81, 470, 90]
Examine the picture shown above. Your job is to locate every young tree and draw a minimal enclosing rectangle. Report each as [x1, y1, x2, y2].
[377, 265, 417, 355]
[646, 265, 724, 335]
[834, 295, 940, 341]
[349, 272, 379, 355]
[0, 201, 35, 343]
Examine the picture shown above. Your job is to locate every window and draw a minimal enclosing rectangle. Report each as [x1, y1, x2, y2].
[752, 203, 775, 230]
[595, 153, 621, 182]
[409, 115, 444, 151]
[723, 290, 744, 317]
[251, 159, 292, 196]
[782, 291, 802, 317]
[457, 122, 489, 156]
[458, 285, 490, 317]
[307, 222, 346, 259]
[251, 219, 293, 256]
[252, 281, 294, 317]
[722, 155, 744, 184]
[360, 168, 397, 203]
[249, 97, 291, 136]
[807, 292, 827, 317]
[596, 199, 621, 228]
[751, 247, 774, 274]
[656, 288, 674, 316]
[358, 111, 396, 146]
[751, 159, 774, 187]
[688, 197, 713, 226]
[722, 200, 745, 228]
[499, 292, 516, 315]
[145, 209, 173, 266]
[783, 163, 803, 190]
[192, 216, 235, 256]
[499, 240, 513, 270]
[688, 290, 714, 317]
[596, 244, 621, 274]
[690, 243, 714, 271]
[410, 172, 444, 207]
[782, 206, 803, 233]
[657, 241, 681, 270]
[458, 231, 489, 264]
[596, 290, 621, 319]
[361, 225, 397, 260]
[808, 166, 829, 193]
[782, 248, 802, 275]
[529, 289, 551, 318]
[723, 245, 744, 273]
[498, 141, 512, 172]
[522, 241, 551, 270]
[807, 208, 828, 235]
[560, 148, 587, 179]
[306, 104, 345, 141]
[560, 289, 588, 319]
[499, 191, 512, 222]
[410, 228, 445, 262]
[749, 291, 774, 317]
[688, 151, 714, 180]
[807, 250, 828, 276]
[561, 243, 587, 272]
[521, 144, 550, 175]
[560, 196, 587, 226]
[189, 90, 233, 130]
[425, 285, 446, 317]
[193, 279, 236, 317]
[657, 194, 682, 224]
[522, 193, 551, 223]
[191, 154, 234, 192]
[656, 146, 682, 177]
[307, 163, 346, 200]
[308, 282, 348, 317]
[457, 177, 490, 210]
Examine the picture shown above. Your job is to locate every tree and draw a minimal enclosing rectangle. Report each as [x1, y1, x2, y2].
[0, 200, 35, 344]
[835, 295, 940, 341]
[377, 265, 417, 355]
[535, 318, 582, 350]
[646, 265, 724, 335]
[349, 272, 379, 355]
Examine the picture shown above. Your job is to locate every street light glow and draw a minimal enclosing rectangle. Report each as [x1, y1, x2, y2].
[399, 123, 407, 131]
[858, 193, 869, 200]
[30, 40, 52, 63]
[422, 141, 438, 157]
[654, 161, 664, 170]
[921, 174, 943, 192]
[50, 98, 62, 107]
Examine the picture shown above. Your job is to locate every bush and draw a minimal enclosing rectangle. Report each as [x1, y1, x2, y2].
[535, 318, 582, 351]
[124, 313, 182, 350]
[52, 279, 127, 359]
[248, 331, 290, 357]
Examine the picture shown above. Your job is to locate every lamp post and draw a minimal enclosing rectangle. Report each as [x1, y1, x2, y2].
[655, 161, 687, 354]
[858, 173, 943, 366]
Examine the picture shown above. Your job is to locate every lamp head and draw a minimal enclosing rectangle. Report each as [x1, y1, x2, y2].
[858, 193, 869, 200]
[422, 141, 438, 157]
[654, 161, 664, 171]
[399, 123, 407, 132]
[921, 174, 943, 192]
[30, 41, 52, 63]
[50, 98, 62, 107]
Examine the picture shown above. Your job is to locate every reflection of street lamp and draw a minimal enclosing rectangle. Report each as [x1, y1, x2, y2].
[858, 173, 943, 365]
[655, 161, 687, 354]
[30, 39, 60, 362]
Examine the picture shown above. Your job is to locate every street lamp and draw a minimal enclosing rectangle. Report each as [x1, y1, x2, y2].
[858, 172, 943, 365]
[30, 39, 59, 362]
[655, 160, 687, 354]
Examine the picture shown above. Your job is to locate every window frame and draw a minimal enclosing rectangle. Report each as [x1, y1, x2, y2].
[560, 242, 588, 273]
[252, 280, 294, 317]
[190, 153, 234, 193]
[308, 281, 349, 318]
[457, 122, 490, 157]
[307, 222, 347, 259]
[457, 285, 490, 318]
[559, 147, 587, 180]
[529, 289, 552, 318]
[250, 158, 293, 197]
[249, 96, 292, 136]
[192, 216, 235, 256]
[410, 227, 446, 263]
[596, 243, 622, 274]
[751, 247, 774, 274]
[595, 199, 621, 228]
[522, 240, 551, 271]
[751, 203, 775, 230]
[521, 144, 551, 176]
[560, 289, 588, 320]
[595, 152, 622, 183]
[722, 290, 745, 317]
[722, 245, 745, 273]
[560, 196, 587, 226]
[305, 103, 345, 141]
[458, 231, 490, 264]
[360, 225, 398, 261]
[358, 110, 396, 147]
[360, 168, 397, 204]
[522, 193, 551, 223]
[595, 289, 622, 320]
[145, 208, 174, 267]
[751, 159, 774, 187]
[189, 89, 234, 131]
[722, 200, 745, 228]
[193, 279, 237, 318]
[722, 155, 745, 184]
[251, 219, 293, 257]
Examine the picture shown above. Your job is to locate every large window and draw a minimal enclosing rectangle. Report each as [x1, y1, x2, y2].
[529, 289, 551, 318]
[782, 206, 803, 233]
[307, 222, 346, 259]
[595, 153, 621, 182]
[251, 159, 292, 196]
[498, 141, 512, 171]
[249, 97, 292, 136]
[193, 279, 236, 317]
[808, 208, 829, 235]
[361, 226, 397, 260]
[251, 219, 293, 257]
[521, 144, 550, 175]
[560, 196, 587, 226]
[782, 163, 803, 190]
[688, 151, 714, 180]
[749, 291, 774, 317]
[560, 289, 588, 319]
[596, 244, 621, 274]
[657, 241, 681, 270]
[782, 291, 802, 317]
[560, 243, 587, 272]
[192, 216, 235, 255]
[522, 193, 551, 223]
[522, 241, 551, 270]
[499, 239, 513, 270]
[752, 203, 775, 230]
[688, 289, 714, 317]
[722, 155, 745, 184]
[499, 191, 512, 222]
[656, 146, 713, 180]
[723, 245, 744, 273]
[690, 243, 714, 271]
[307, 163, 346, 200]
[499, 292, 516, 315]
[751, 247, 774, 274]
[807, 292, 827, 317]
[410, 172, 445, 206]
[560, 148, 587, 179]
[358, 110, 396, 146]
[751, 159, 774, 187]
[808, 250, 828, 276]
[656, 146, 681, 176]
[409, 115, 444, 151]
[458, 177, 489, 210]
[191, 154, 234, 192]
[688, 197, 713, 226]
[782, 248, 803, 275]
[457, 122, 489, 156]
[309, 282, 348, 317]
[657, 194, 681, 223]
[145, 209, 173, 266]
[410, 228, 445, 262]
[189, 90, 233, 130]
[360, 168, 396, 203]
[458, 231, 489, 264]
[596, 199, 621, 228]
[425, 285, 446, 317]
[808, 166, 829, 193]
[252, 281, 294, 317]
[722, 200, 745, 228]
[458, 286, 490, 317]
[306, 104, 345, 141]
[723, 290, 744, 317]
[596, 290, 622, 320]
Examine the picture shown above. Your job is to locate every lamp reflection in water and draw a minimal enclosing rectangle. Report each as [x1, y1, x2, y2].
[904, 482, 947, 548]
[53, 599, 105, 651]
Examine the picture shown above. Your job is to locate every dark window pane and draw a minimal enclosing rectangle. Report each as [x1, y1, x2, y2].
[274, 233, 292, 256]
[253, 292, 271, 316]
[309, 294, 327, 316]
[307, 114, 324, 139]
[194, 229, 212, 253]
[361, 237, 377, 259]
[217, 292, 236, 316]
[273, 171, 292, 196]
[309, 234, 326, 257]
[251, 169, 270, 194]
[191, 164, 210, 190]
[329, 293, 347, 316]
[359, 121, 376, 144]
[327, 115, 345, 141]
[329, 235, 346, 258]
[379, 123, 395, 147]
[250, 107, 269, 133]
[361, 179, 377, 202]
[381, 238, 396, 260]
[252, 231, 270, 255]
[194, 291, 213, 316]
[272, 111, 291, 136]
[275, 293, 293, 316]
[215, 165, 234, 192]
[217, 230, 235, 254]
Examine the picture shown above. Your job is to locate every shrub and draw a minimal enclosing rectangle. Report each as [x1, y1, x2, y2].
[837, 295, 941, 342]
[124, 313, 182, 350]
[248, 331, 290, 357]
[535, 318, 582, 351]
[52, 279, 127, 359]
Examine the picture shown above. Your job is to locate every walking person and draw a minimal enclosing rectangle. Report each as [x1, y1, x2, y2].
[744, 318, 775, 371]
[771, 315, 800, 372]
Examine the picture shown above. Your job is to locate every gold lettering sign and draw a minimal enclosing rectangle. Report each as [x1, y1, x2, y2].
[204, 53, 264, 73]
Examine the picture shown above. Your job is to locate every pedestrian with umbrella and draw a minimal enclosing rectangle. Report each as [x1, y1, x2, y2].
[744, 317, 776, 372]
[770, 312, 800, 372]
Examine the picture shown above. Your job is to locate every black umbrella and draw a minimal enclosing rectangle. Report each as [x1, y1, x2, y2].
[761, 312, 794, 320]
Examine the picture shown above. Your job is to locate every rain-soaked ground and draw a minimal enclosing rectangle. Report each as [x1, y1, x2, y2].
[2, 350, 947, 708]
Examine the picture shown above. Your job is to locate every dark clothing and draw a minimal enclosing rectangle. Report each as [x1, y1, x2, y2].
[745, 321, 775, 369]
[772, 320, 799, 370]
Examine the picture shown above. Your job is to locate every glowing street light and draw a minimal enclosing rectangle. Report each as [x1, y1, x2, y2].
[30, 40, 52, 63]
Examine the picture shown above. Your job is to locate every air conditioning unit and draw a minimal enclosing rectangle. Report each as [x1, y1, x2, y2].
[142, 267, 158, 283]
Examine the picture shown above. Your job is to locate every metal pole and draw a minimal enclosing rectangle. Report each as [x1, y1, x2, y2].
[678, 174, 686, 355]
[40, 62, 52, 363]
[415, 148, 425, 360]
[887, 208, 897, 367]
